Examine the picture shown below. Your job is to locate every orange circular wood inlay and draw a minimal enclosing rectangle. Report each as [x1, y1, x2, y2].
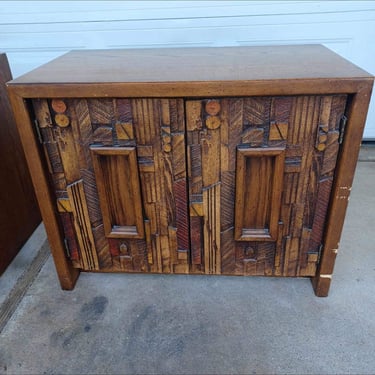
[163, 135, 172, 144]
[55, 114, 70, 127]
[206, 115, 221, 130]
[51, 99, 67, 113]
[163, 143, 172, 153]
[316, 143, 326, 152]
[318, 134, 328, 143]
[205, 100, 221, 116]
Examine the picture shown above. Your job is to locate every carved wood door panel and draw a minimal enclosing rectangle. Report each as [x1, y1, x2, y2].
[186, 96, 347, 277]
[33, 95, 347, 278]
[33, 98, 189, 273]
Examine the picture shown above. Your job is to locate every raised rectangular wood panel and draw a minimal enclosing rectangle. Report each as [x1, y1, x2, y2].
[235, 147, 285, 242]
[90, 146, 144, 239]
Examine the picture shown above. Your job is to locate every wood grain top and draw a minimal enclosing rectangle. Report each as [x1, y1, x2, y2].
[9, 45, 372, 85]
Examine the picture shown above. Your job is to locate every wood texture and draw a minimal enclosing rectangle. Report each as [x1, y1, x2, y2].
[8, 46, 373, 296]
[187, 95, 347, 278]
[312, 85, 373, 296]
[234, 147, 285, 241]
[10, 46, 372, 85]
[23, 93, 358, 288]
[67, 180, 99, 270]
[0, 53, 41, 274]
[7, 94, 79, 290]
[203, 184, 221, 274]
[90, 146, 145, 239]
[8, 46, 373, 100]
[33, 97, 188, 274]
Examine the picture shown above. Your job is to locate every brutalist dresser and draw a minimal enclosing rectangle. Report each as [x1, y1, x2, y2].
[7, 45, 373, 296]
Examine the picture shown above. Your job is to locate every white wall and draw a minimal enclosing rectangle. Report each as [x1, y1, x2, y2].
[1, 0, 374, 138]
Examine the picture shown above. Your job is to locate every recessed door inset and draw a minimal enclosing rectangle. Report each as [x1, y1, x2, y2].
[235, 147, 285, 241]
[90, 146, 145, 239]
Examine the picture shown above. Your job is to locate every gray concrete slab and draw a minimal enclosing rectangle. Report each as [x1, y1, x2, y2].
[0, 224, 46, 306]
[0, 162, 374, 375]
[359, 144, 375, 161]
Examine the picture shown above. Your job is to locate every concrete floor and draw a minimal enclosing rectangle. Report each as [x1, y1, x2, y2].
[0, 161, 374, 375]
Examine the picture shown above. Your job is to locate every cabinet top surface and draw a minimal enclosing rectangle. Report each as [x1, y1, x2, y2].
[9, 45, 373, 86]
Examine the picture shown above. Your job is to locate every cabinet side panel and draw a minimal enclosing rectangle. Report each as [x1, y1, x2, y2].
[0, 54, 41, 275]
[11, 94, 78, 289]
[313, 86, 372, 296]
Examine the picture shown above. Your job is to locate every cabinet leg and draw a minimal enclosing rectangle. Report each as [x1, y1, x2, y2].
[56, 267, 80, 290]
[311, 274, 331, 297]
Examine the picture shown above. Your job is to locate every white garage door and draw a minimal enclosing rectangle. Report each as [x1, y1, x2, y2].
[1, 0, 374, 138]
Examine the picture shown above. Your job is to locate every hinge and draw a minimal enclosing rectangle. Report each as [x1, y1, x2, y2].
[339, 115, 348, 144]
[34, 119, 43, 144]
[63, 238, 71, 258]
[317, 243, 324, 264]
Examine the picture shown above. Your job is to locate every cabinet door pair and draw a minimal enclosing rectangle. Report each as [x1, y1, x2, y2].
[33, 95, 347, 277]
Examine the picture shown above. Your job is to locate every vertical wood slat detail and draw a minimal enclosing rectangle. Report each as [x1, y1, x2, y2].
[131, 98, 189, 273]
[234, 147, 285, 241]
[203, 184, 221, 274]
[67, 180, 99, 270]
[173, 179, 190, 252]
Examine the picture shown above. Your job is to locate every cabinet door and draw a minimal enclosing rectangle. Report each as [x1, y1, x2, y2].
[33, 98, 189, 273]
[186, 96, 347, 276]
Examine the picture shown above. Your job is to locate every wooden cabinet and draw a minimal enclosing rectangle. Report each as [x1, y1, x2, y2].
[0, 53, 40, 274]
[7, 45, 373, 296]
